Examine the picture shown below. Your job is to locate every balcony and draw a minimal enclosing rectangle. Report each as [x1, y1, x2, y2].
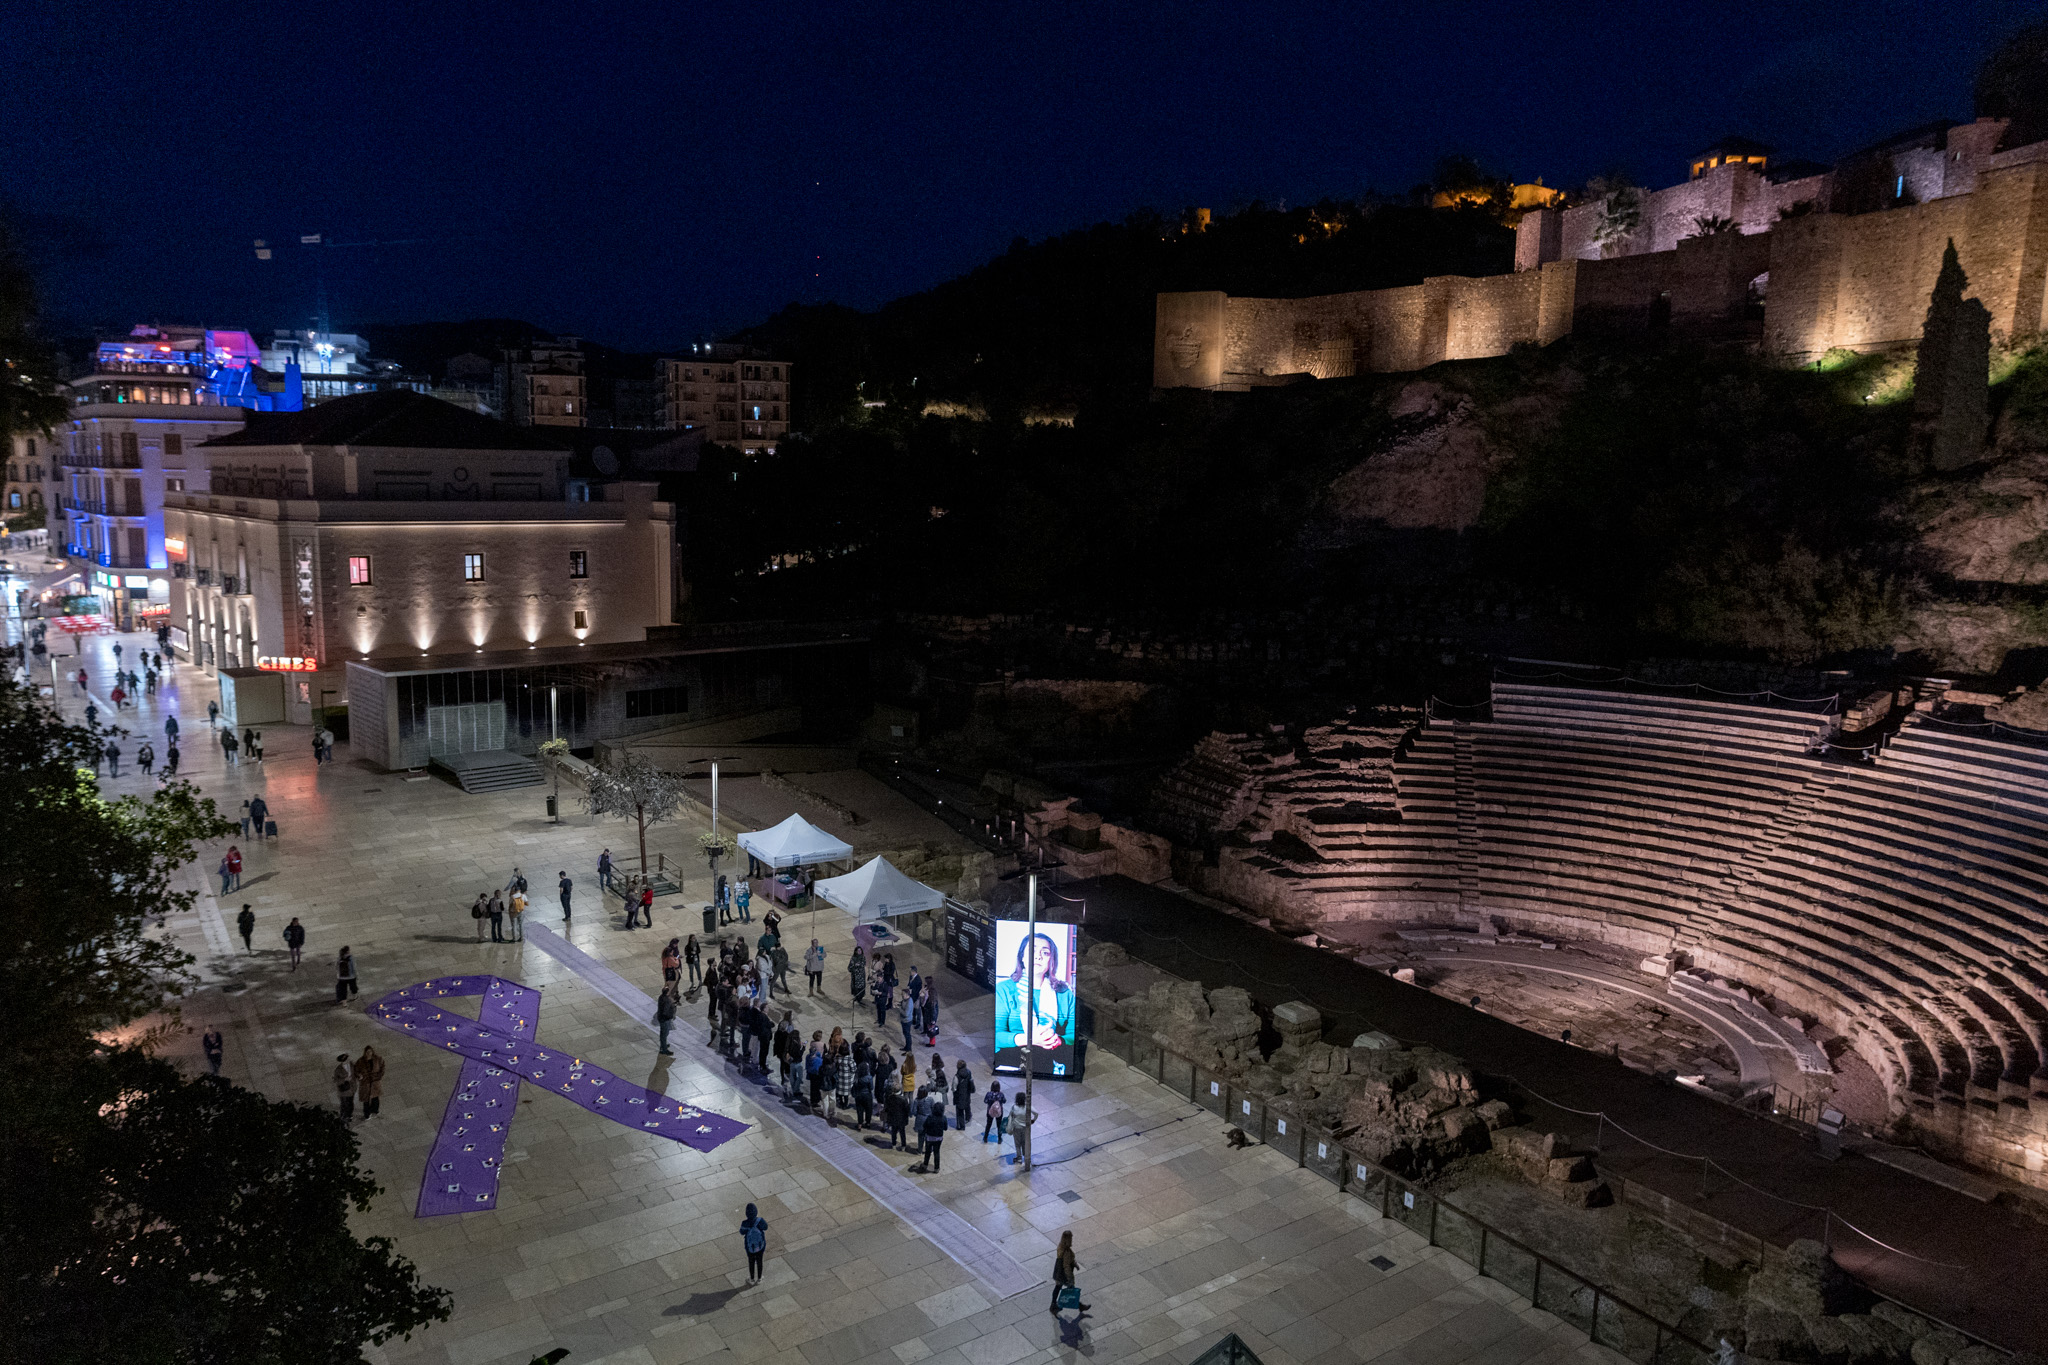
[219, 575, 240, 595]
[62, 454, 143, 471]
[194, 568, 212, 587]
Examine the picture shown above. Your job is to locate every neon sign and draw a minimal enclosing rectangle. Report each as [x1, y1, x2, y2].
[257, 655, 319, 672]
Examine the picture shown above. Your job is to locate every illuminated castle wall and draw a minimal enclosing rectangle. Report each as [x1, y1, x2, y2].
[1157, 122, 2048, 387]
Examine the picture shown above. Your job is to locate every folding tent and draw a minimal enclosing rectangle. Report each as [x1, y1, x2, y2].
[814, 856, 944, 925]
[735, 812, 853, 869]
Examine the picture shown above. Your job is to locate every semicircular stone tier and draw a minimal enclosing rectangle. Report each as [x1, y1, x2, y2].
[1160, 687, 2048, 1188]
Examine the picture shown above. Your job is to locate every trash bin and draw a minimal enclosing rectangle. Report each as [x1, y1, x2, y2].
[702, 904, 717, 935]
[546, 795, 557, 819]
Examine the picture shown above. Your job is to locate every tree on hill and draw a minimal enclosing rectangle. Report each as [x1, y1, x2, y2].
[0, 674, 451, 1362]
[0, 209, 69, 444]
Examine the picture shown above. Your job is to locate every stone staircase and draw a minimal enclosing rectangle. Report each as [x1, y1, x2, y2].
[1680, 769, 1836, 958]
[432, 749, 546, 794]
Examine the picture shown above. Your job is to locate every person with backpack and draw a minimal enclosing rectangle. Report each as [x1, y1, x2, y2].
[916, 1101, 948, 1173]
[206, 698, 218, 728]
[655, 984, 678, 1056]
[952, 1060, 976, 1131]
[334, 946, 358, 1003]
[983, 1081, 1007, 1142]
[236, 904, 255, 952]
[508, 886, 526, 940]
[470, 893, 488, 942]
[661, 939, 682, 986]
[283, 917, 305, 969]
[248, 795, 269, 840]
[739, 1204, 769, 1285]
[137, 741, 154, 776]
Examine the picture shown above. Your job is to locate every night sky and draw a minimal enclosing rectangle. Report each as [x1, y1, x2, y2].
[6, 0, 2046, 352]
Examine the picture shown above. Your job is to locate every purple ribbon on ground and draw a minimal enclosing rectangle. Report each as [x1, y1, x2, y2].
[366, 974, 749, 1217]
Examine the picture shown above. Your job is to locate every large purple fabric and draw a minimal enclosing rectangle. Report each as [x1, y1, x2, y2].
[366, 974, 749, 1217]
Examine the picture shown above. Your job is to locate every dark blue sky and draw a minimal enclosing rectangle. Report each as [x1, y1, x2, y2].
[6, 0, 2045, 352]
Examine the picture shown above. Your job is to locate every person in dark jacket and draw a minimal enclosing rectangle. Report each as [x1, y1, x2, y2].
[848, 945, 867, 1005]
[655, 984, 678, 1055]
[917, 1104, 948, 1172]
[248, 794, 269, 838]
[283, 917, 305, 969]
[236, 904, 255, 952]
[751, 1004, 775, 1076]
[852, 1062, 875, 1130]
[952, 1060, 976, 1131]
[885, 1086, 911, 1150]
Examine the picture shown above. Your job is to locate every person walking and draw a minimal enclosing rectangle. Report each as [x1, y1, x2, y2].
[662, 938, 682, 987]
[655, 983, 678, 1055]
[333, 1054, 356, 1121]
[558, 870, 573, 921]
[236, 904, 255, 952]
[471, 893, 487, 941]
[250, 729, 263, 764]
[952, 1060, 975, 1131]
[283, 917, 305, 969]
[201, 1027, 224, 1077]
[217, 851, 234, 896]
[334, 946, 358, 1003]
[739, 1203, 769, 1285]
[248, 794, 268, 840]
[598, 848, 614, 892]
[771, 939, 791, 994]
[221, 727, 238, 767]
[164, 740, 179, 776]
[84, 701, 98, 731]
[848, 944, 867, 1006]
[353, 1046, 385, 1117]
[852, 1061, 875, 1131]
[684, 933, 702, 989]
[804, 939, 826, 995]
[917, 1102, 948, 1173]
[226, 845, 242, 891]
[137, 741, 154, 776]
[1051, 1231, 1088, 1315]
[207, 698, 218, 728]
[885, 1083, 911, 1150]
[899, 986, 917, 1053]
[103, 740, 120, 777]
[983, 1081, 1007, 1143]
[165, 715, 179, 744]
[487, 891, 506, 943]
[508, 885, 526, 940]
[238, 799, 253, 839]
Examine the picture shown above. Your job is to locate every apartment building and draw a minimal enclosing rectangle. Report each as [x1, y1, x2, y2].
[660, 344, 790, 452]
[503, 337, 588, 427]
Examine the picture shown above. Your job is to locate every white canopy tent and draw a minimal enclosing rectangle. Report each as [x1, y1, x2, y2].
[813, 856, 944, 925]
[736, 812, 854, 870]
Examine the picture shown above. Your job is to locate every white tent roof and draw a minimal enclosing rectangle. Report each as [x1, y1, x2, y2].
[814, 856, 943, 924]
[736, 813, 854, 869]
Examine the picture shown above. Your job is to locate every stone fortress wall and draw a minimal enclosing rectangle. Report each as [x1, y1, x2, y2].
[1156, 118, 2048, 387]
[1144, 682, 2048, 1192]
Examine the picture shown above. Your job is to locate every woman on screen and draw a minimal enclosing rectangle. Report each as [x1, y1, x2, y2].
[995, 932, 1073, 1052]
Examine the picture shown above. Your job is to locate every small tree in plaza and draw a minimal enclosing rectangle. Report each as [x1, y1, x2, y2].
[580, 750, 688, 876]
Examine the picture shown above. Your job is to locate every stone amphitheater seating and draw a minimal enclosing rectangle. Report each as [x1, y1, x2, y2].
[1165, 683, 2048, 1183]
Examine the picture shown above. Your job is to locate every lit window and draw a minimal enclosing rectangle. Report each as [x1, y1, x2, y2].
[463, 553, 484, 581]
[348, 556, 372, 585]
[569, 550, 587, 578]
[573, 609, 588, 630]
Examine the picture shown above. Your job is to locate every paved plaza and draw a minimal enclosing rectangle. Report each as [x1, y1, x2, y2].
[24, 624, 1628, 1365]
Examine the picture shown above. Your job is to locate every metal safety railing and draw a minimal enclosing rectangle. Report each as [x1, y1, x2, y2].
[1089, 1022, 1715, 1365]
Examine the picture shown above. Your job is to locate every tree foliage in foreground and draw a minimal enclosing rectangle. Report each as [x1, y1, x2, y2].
[0, 675, 450, 1363]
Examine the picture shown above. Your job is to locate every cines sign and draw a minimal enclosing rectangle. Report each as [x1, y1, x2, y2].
[257, 655, 318, 672]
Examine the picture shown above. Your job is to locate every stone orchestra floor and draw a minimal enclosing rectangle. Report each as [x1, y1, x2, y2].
[22, 623, 1627, 1365]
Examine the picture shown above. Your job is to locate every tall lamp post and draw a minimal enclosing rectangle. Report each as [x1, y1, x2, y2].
[1023, 870, 1038, 1172]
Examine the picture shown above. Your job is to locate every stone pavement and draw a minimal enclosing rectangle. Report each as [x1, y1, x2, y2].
[16, 622, 1629, 1365]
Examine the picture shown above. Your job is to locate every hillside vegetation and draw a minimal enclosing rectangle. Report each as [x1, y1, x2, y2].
[691, 336, 2048, 678]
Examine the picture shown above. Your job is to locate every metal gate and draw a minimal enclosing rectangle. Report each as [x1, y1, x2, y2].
[425, 702, 505, 757]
